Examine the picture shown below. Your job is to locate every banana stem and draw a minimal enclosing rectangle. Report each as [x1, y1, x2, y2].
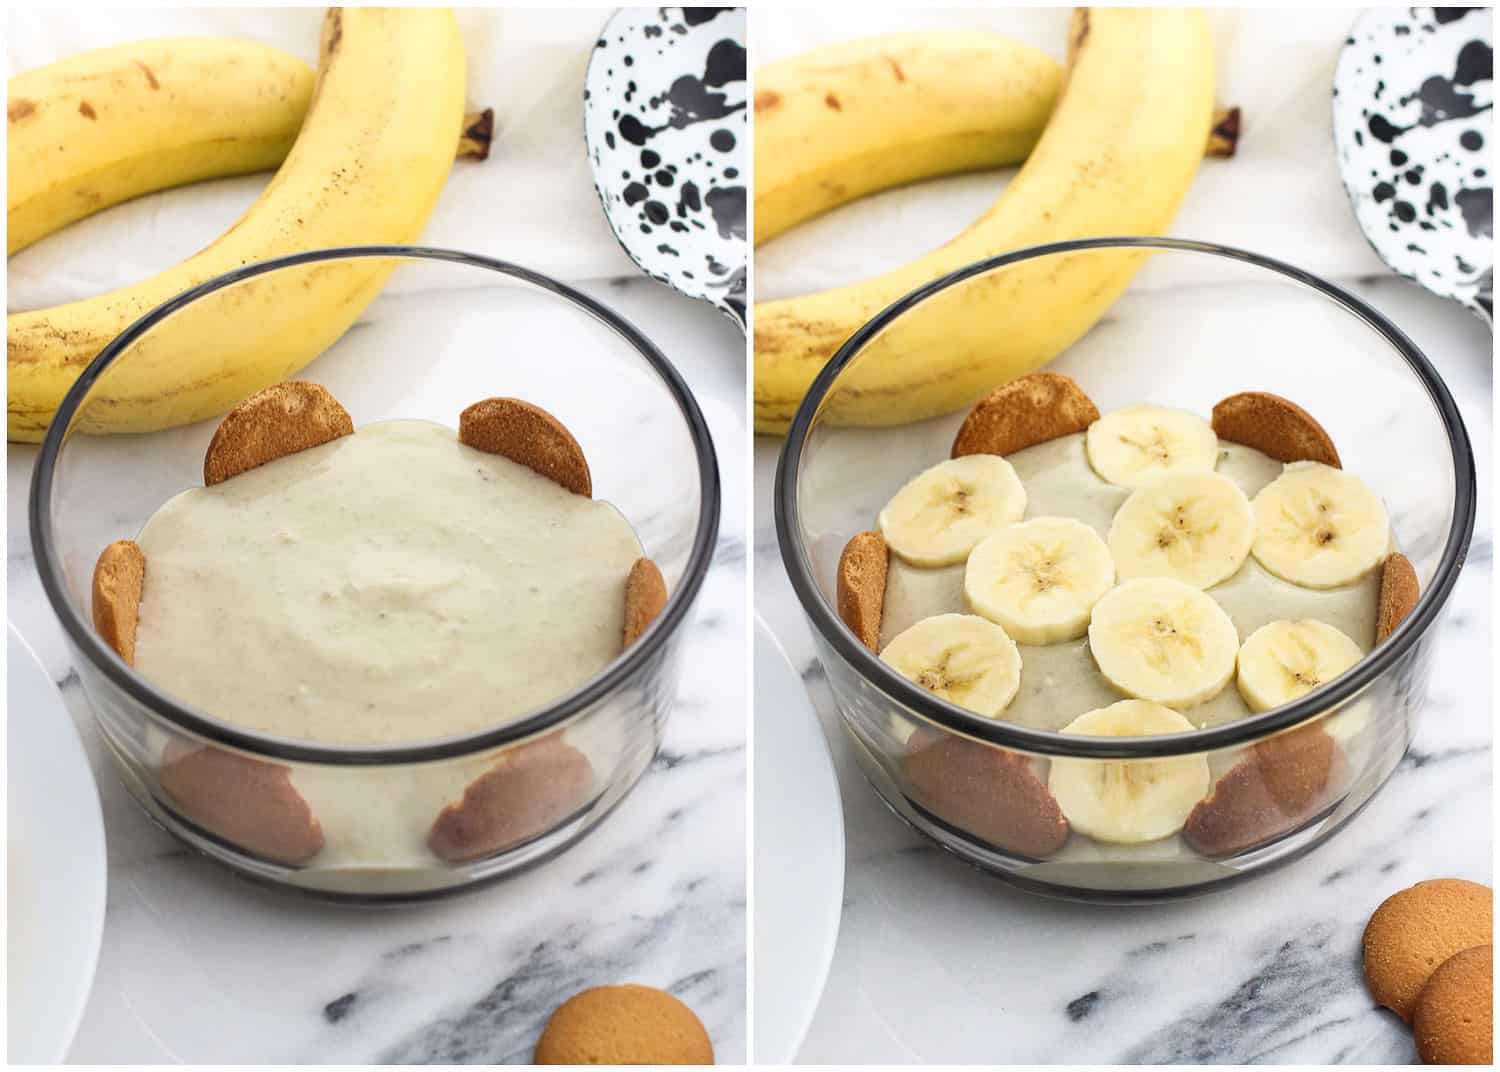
[1207, 106, 1241, 159]
[458, 108, 494, 161]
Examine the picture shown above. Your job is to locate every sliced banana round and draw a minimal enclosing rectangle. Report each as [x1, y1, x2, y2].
[1108, 470, 1253, 589]
[878, 455, 1027, 567]
[964, 517, 1115, 645]
[879, 612, 1022, 717]
[1322, 698, 1373, 749]
[1236, 619, 1365, 712]
[1085, 404, 1219, 489]
[1250, 462, 1390, 589]
[1048, 700, 1211, 844]
[1088, 577, 1239, 708]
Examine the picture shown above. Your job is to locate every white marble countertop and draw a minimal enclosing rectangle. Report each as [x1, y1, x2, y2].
[753, 272, 1491, 1063]
[7, 277, 747, 1064]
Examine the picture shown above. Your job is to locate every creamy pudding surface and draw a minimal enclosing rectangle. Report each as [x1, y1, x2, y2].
[133, 419, 643, 746]
[879, 432, 1381, 732]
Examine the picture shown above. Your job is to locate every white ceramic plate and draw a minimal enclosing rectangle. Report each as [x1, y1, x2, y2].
[753, 616, 844, 1064]
[7, 624, 107, 1063]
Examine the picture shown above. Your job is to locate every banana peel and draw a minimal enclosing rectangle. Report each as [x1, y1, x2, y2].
[7, 10, 487, 442]
[753, 8, 1222, 435]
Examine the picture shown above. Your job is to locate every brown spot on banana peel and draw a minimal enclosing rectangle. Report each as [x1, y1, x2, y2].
[1067, 9, 1090, 68]
[9, 98, 36, 123]
[78, 101, 97, 120]
[754, 90, 781, 113]
[825, 92, 842, 111]
[884, 54, 906, 82]
[134, 61, 159, 90]
[323, 9, 343, 60]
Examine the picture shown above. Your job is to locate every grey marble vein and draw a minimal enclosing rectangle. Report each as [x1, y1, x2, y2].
[371, 870, 743, 1064]
[1119, 921, 1411, 1065]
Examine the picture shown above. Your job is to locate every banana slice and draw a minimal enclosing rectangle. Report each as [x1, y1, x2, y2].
[1250, 462, 1390, 589]
[1088, 577, 1238, 708]
[878, 455, 1027, 567]
[1235, 619, 1364, 712]
[1108, 471, 1253, 589]
[1322, 698, 1373, 749]
[879, 613, 1022, 717]
[1048, 700, 1211, 844]
[1085, 404, 1220, 489]
[964, 517, 1115, 644]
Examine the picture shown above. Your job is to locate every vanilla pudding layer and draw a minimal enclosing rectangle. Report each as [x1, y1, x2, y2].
[133, 419, 644, 746]
[879, 432, 1381, 732]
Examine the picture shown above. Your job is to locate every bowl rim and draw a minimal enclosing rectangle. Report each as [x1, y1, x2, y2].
[775, 235, 1477, 759]
[30, 244, 723, 766]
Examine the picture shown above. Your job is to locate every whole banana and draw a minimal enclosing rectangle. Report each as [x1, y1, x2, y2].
[7, 38, 315, 256]
[754, 33, 1062, 245]
[754, 8, 1217, 433]
[8, 8, 466, 442]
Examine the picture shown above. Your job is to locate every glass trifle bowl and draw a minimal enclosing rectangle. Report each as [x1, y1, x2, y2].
[775, 237, 1475, 901]
[31, 246, 721, 903]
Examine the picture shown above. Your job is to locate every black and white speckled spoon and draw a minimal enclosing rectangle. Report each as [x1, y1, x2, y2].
[1333, 6, 1492, 324]
[584, 7, 747, 330]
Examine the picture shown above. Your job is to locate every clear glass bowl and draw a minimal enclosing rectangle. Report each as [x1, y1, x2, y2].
[775, 238, 1475, 902]
[31, 247, 721, 903]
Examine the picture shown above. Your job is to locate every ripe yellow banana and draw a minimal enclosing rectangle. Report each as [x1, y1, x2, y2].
[7, 38, 315, 256]
[754, 33, 1063, 245]
[8, 36, 492, 260]
[754, 8, 1217, 433]
[8, 9, 467, 442]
